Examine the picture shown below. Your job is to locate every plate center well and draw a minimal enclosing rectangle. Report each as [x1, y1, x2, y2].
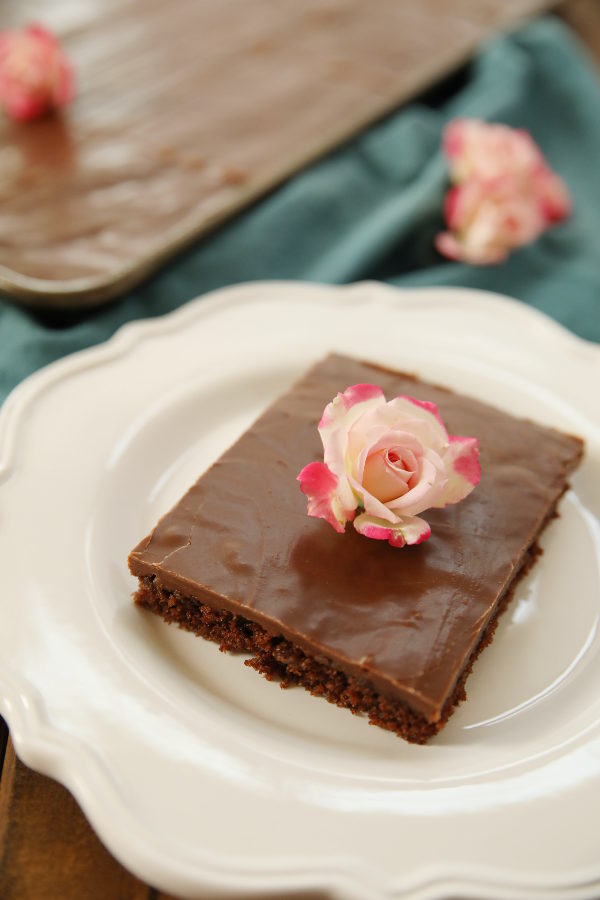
[87, 366, 600, 779]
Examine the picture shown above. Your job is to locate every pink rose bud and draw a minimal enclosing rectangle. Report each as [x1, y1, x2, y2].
[443, 118, 546, 184]
[0, 23, 74, 122]
[436, 119, 571, 265]
[297, 384, 480, 548]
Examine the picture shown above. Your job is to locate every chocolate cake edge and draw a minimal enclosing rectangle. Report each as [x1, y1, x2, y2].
[131, 529, 545, 745]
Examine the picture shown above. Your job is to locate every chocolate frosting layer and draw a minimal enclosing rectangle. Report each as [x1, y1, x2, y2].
[129, 355, 583, 721]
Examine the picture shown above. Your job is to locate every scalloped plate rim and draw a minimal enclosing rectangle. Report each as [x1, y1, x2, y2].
[1, 280, 599, 900]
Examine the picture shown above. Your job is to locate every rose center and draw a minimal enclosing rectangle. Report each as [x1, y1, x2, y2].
[362, 446, 420, 504]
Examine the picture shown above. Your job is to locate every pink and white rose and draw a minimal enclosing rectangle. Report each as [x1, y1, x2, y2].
[0, 24, 74, 122]
[297, 384, 480, 548]
[436, 119, 571, 265]
[443, 118, 546, 183]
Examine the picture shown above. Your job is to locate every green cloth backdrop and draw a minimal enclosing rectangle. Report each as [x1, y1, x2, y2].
[1, 16, 599, 405]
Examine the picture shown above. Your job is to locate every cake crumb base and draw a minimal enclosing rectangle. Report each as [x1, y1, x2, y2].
[133, 541, 541, 744]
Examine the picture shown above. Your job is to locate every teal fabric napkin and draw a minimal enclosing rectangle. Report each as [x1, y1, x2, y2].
[1, 16, 599, 405]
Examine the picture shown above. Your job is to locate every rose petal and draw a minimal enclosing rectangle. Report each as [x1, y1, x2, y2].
[318, 383, 385, 513]
[353, 427, 423, 484]
[347, 468, 398, 523]
[535, 169, 571, 223]
[350, 400, 447, 464]
[435, 231, 465, 262]
[386, 450, 447, 516]
[435, 229, 509, 266]
[353, 513, 431, 547]
[297, 461, 353, 533]
[318, 383, 384, 434]
[444, 185, 467, 230]
[321, 426, 356, 513]
[437, 436, 481, 506]
[390, 396, 449, 443]
[443, 118, 465, 163]
[442, 119, 546, 183]
[361, 448, 412, 504]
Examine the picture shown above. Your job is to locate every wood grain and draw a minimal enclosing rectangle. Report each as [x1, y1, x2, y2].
[0, 741, 162, 900]
[559, 0, 600, 59]
[0, 738, 324, 900]
[0, 0, 553, 307]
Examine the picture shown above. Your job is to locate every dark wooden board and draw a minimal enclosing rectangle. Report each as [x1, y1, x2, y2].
[0, 740, 159, 900]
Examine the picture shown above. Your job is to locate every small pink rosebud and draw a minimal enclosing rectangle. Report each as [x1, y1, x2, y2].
[0, 23, 74, 122]
[436, 119, 571, 265]
[443, 119, 545, 184]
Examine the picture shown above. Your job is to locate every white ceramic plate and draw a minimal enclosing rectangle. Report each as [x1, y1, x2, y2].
[1, 281, 599, 900]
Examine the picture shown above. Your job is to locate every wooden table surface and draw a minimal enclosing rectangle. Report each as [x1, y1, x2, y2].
[1, 2, 599, 897]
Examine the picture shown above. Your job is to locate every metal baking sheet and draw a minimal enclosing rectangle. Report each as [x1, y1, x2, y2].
[0, 0, 554, 307]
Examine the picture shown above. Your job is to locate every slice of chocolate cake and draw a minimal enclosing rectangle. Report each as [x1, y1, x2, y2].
[128, 354, 583, 743]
